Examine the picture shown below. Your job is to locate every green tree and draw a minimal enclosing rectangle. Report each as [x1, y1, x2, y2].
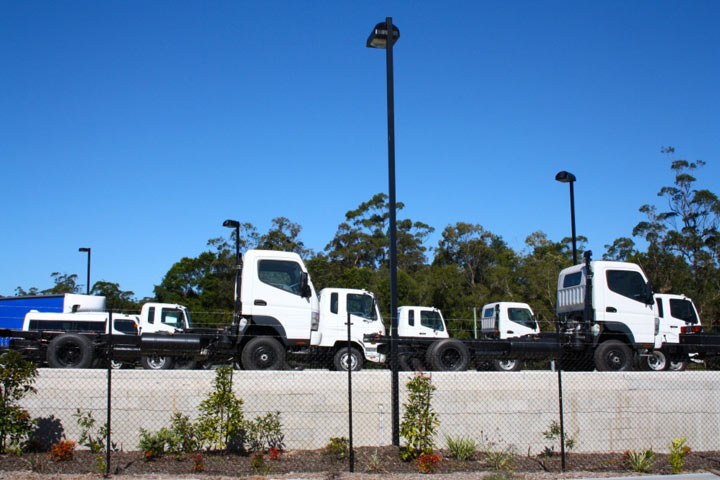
[258, 217, 312, 257]
[42, 272, 80, 294]
[0, 351, 38, 453]
[90, 281, 138, 311]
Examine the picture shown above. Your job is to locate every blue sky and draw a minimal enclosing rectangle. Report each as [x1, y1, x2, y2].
[2, 1, 719, 299]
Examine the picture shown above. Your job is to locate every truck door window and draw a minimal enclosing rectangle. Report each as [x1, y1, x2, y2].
[655, 298, 664, 318]
[482, 308, 494, 319]
[346, 294, 376, 320]
[606, 270, 647, 302]
[563, 272, 583, 288]
[161, 309, 182, 327]
[114, 319, 137, 334]
[258, 260, 304, 296]
[147, 307, 155, 324]
[670, 299, 698, 324]
[508, 308, 536, 329]
[408, 310, 414, 326]
[330, 293, 338, 314]
[421, 311, 444, 331]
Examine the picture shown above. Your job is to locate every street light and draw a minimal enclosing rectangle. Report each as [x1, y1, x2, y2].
[555, 171, 578, 265]
[367, 17, 400, 447]
[78, 247, 91, 295]
[223, 220, 242, 334]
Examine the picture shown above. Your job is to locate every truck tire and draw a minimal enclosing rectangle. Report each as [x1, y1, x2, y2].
[427, 339, 470, 371]
[241, 337, 285, 370]
[668, 360, 687, 371]
[141, 355, 174, 370]
[47, 334, 94, 369]
[333, 347, 363, 372]
[493, 359, 522, 371]
[594, 340, 633, 371]
[638, 351, 668, 371]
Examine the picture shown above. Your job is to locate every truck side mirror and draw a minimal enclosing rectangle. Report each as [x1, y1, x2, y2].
[300, 272, 311, 298]
[643, 283, 654, 305]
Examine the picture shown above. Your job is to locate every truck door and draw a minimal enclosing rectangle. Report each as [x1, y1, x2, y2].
[504, 306, 538, 338]
[658, 296, 699, 344]
[249, 258, 312, 342]
[596, 268, 655, 343]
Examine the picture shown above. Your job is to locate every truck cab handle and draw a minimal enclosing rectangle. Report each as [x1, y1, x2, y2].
[506, 330, 514, 335]
[606, 307, 617, 313]
[254, 300, 267, 306]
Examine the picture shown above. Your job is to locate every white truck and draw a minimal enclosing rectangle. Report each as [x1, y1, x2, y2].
[479, 302, 540, 371]
[634, 293, 701, 371]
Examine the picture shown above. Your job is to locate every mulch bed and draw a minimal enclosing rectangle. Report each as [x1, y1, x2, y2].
[2, 447, 720, 477]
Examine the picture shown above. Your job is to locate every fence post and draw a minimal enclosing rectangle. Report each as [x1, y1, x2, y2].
[105, 309, 113, 478]
[347, 311, 354, 472]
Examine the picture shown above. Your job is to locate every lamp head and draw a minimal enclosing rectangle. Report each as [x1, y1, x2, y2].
[78, 247, 90, 253]
[555, 171, 576, 183]
[223, 219, 240, 229]
[366, 21, 400, 49]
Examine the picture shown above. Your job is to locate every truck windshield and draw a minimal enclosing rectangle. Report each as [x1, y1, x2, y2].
[421, 310, 444, 331]
[347, 294, 376, 321]
[508, 308, 536, 329]
[161, 309, 187, 328]
[670, 299, 698, 324]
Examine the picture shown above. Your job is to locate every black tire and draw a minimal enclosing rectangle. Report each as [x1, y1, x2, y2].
[638, 351, 668, 371]
[333, 347, 364, 371]
[241, 337, 286, 370]
[427, 339, 470, 371]
[141, 355, 174, 370]
[594, 340, 633, 371]
[47, 334, 94, 369]
[668, 360, 687, 371]
[493, 359, 523, 372]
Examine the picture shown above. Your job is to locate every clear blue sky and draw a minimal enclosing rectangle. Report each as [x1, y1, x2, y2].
[2, 1, 719, 299]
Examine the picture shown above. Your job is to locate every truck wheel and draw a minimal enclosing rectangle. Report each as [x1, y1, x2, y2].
[639, 351, 668, 371]
[333, 347, 363, 371]
[594, 340, 633, 371]
[493, 359, 522, 371]
[241, 337, 285, 370]
[47, 334, 94, 368]
[141, 355, 174, 370]
[668, 360, 687, 371]
[427, 339, 470, 371]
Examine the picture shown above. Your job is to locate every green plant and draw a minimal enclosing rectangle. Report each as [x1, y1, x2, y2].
[365, 449, 384, 473]
[0, 351, 38, 453]
[446, 435, 476, 461]
[399, 373, 439, 461]
[245, 411, 285, 453]
[323, 436, 349, 460]
[166, 413, 200, 455]
[542, 420, 575, 455]
[484, 442, 517, 472]
[49, 439, 75, 462]
[668, 436, 691, 473]
[196, 366, 245, 452]
[416, 452, 441, 473]
[73, 409, 104, 454]
[138, 427, 173, 460]
[623, 448, 656, 473]
[250, 451, 274, 475]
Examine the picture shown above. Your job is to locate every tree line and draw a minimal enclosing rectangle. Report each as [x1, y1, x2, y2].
[10, 149, 719, 333]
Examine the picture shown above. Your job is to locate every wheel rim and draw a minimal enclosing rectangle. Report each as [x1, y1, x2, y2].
[147, 356, 167, 369]
[58, 343, 83, 367]
[647, 352, 667, 371]
[340, 352, 358, 371]
[439, 348, 462, 370]
[604, 348, 629, 371]
[497, 360, 517, 370]
[252, 346, 277, 368]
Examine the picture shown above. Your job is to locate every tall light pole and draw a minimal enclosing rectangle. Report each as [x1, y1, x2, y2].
[367, 17, 400, 447]
[223, 220, 242, 334]
[78, 247, 91, 295]
[555, 171, 578, 265]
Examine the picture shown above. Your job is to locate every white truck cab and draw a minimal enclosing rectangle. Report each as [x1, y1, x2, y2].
[640, 293, 701, 371]
[397, 306, 449, 339]
[480, 302, 539, 340]
[556, 258, 657, 371]
[314, 288, 386, 370]
[137, 303, 192, 334]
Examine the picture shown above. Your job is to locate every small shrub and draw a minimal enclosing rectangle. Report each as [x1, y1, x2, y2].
[250, 451, 274, 475]
[196, 366, 245, 452]
[0, 351, 39, 453]
[245, 411, 285, 453]
[623, 448, 655, 473]
[323, 436, 349, 460]
[366, 449, 384, 473]
[268, 447, 281, 460]
[416, 452, 441, 474]
[446, 435, 476, 461]
[73, 409, 104, 454]
[138, 427, 172, 460]
[50, 440, 75, 462]
[190, 452, 204, 472]
[484, 442, 516, 472]
[543, 420, 575, 454]
[399, 373, 439, 461]
[669, 436, 691, 473]
[166, 413, 200, 456]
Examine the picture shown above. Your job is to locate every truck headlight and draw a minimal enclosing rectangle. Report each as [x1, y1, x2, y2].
[238, 318, 248, 332]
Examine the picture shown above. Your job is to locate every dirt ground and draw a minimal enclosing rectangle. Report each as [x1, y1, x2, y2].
[1, 447, 720, 480]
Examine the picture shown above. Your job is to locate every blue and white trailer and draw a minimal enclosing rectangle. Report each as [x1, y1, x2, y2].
[0, 294, 105, 346]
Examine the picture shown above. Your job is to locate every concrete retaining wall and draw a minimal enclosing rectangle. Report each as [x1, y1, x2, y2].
[20, 369, 720, 453]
